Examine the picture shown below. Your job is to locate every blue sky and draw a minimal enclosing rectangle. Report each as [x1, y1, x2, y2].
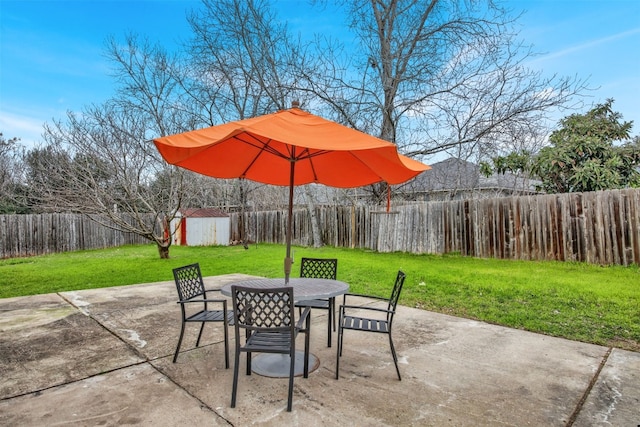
[1, 0, 639, 149]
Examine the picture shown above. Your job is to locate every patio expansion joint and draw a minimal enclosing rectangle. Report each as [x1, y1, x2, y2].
[56, 291, 151, 362]
[565, 346, 613, 427]
[0, 359, 154, 403]
[149, 360, 234, 426]
[53, 292, 234, 426]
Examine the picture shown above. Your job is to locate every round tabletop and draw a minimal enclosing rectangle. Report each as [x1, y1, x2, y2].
[220, 277, 349, 301]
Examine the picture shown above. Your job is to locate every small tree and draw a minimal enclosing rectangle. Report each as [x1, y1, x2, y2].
[0, 133, 29, 213]
[533, 100, 638, 193]
[482, 100, 640, 193]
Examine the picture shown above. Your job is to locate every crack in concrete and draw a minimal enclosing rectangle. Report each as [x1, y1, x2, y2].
[55, 291, 235, 426]
[565, 347, 612, 426]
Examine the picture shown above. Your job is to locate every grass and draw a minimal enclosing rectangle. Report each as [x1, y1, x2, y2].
[1, 243, 639, 351]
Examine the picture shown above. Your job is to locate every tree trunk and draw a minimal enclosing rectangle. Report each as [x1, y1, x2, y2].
[157, 243, 170, 259]
[304, 186, 323, 247]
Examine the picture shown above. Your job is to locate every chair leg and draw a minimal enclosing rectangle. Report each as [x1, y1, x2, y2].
[335, 312, 343, 379]
[388, 333, 401, 381]
[223, 319, 230, 369]
[287, 349, 295, 412]
[304, 315, 311, 378]
[173, 322, 186, 363]
[327, 304, 332, 348]
[195, 322, 205, 347]
[231, 348, 241, 408]
[331, 297, 336, 332]
[338, 319, 345, 357]
[245, 329, 252, 375]
[335, 330, 341, 379]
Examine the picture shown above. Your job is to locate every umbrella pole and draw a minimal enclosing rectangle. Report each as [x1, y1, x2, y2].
[284, 160, 295, 284]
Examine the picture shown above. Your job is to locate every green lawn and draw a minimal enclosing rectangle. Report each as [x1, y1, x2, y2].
[1, 243, 638, 351]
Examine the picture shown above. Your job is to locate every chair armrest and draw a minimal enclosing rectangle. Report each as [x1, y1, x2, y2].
[295, 307, 312, 331]
[339, 304, 394, 316]
[177, 298, 228, 305]
[342, 292, 389, 305]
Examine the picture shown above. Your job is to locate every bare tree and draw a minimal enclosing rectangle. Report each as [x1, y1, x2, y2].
[105, 34, 198, 137]
[27, 31, 244, 258]
[301, 0, 588, 198]
[33, 103, 191, 258]
[184, 0, 295, 122]
[183, 0, 325, 246]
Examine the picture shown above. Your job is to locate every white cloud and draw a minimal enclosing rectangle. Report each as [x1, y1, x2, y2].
[0, 110, 46, 148]
[529, 27, 640, 65]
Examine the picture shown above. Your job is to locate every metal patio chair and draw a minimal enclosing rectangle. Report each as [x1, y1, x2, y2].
[294, 257, 338, 347]
[231, 285, 311, 412]
[335, 270, 406, 380]
[172, 263, 234, 367]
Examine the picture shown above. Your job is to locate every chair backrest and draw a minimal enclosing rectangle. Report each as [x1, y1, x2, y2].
[173, 263, 206, 301]
[231, 286, 295, 333]
[387, 270, 406, 321]
[299, 257, 338, 280]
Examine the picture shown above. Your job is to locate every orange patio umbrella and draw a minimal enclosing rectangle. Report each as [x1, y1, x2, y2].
[153, 104, 430, 282]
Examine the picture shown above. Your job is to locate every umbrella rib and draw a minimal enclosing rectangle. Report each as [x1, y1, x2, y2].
[236, 132, 334, 160]
[235, 133, 330, 181]
[233, 134, 287, 178]
[289, 148, 329, 183]
[235, 133, 289, 158]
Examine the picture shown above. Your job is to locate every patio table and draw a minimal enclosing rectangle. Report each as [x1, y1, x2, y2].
[220, 277, 349, 377]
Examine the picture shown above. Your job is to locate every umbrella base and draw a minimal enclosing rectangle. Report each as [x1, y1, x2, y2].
[250, 351, 319, 378]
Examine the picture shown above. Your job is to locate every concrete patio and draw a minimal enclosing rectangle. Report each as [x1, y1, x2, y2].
[0, 274, 638, 426]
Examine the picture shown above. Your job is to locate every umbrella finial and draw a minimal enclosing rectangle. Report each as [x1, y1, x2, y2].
[291, 100, 300, 109]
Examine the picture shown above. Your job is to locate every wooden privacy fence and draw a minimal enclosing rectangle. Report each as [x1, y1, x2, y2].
[2, 189, 639, 266]
[0, 213, 149, 259]
[231, 188, 640, 266]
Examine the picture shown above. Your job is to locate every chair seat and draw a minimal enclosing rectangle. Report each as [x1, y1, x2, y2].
[342, 315, 389, 333]
[295, 298, 330, 309]
[187, 309, 235, 325]
[245, 330, 292, 353]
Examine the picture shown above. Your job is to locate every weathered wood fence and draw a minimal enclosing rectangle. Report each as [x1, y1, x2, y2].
[230, 188, 640, 266]
[0, 214, 148, 259]
[2, 189, 639, 265]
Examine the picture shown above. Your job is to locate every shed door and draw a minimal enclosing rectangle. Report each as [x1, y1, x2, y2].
[180, 218, 187, 246]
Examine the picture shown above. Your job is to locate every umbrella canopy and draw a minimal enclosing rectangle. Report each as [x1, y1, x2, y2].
[154, 106, 430, 282]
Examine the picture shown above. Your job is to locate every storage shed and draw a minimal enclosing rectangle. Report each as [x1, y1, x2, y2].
[170, 208, 230, 246]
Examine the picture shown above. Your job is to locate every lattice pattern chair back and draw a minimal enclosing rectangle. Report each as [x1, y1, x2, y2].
[296, 257, 338, 347]
[387, 271, 405, 321]
[174, 264, 206, 301]
[233, 287, 293, 330]
[300, 257, 338, 280]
